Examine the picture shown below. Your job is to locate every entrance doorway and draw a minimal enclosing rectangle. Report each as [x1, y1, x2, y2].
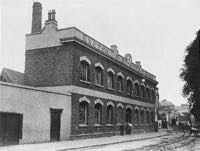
[50, 109, 62, 141]
[0, 112, 23, 146]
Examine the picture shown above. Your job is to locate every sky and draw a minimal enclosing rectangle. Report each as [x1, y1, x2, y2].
[1, 0, 200, 106]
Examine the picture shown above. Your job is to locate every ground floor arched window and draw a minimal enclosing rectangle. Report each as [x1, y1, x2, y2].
[135, 109, 139, 124]
[146, 111, 150, 124]
[95, 103, 102, 125]
[151, 111, 154, 123]
[107, 105, 113, 124]
[79, 101, 89, 125]
[141, 110, 144, 125]
[126, 108, 132, 123]
[117, 106, 123, 124]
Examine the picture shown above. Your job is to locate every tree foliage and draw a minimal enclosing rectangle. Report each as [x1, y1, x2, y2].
[180, 30, 200, 121]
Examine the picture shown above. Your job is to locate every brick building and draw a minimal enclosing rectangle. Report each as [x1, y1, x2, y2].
[0, 2, 159, 145]
[25, 2, 158, 139]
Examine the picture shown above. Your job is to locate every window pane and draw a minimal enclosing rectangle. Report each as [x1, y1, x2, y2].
[107, 105, 113, 124]
[79, 102, 88, 124]
[80, 61, 89, 81]
[95, 104, 102, 124]
[95, 67, 103, 85]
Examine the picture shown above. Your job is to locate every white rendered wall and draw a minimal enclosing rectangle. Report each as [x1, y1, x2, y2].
[0, 82, 71, 144]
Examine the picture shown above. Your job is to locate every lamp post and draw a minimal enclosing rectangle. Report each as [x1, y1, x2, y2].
[154, 89, 159, 132]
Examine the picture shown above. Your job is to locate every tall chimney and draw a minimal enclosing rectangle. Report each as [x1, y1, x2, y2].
[31, 2, 42, 33]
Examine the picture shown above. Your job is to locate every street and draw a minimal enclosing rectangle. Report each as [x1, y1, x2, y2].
[66, 133, 200, 151]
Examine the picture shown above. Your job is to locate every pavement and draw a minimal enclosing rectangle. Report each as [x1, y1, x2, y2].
[0, 129, 169, 151]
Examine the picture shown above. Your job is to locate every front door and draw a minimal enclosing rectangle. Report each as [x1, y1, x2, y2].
[50, 109, 62, 141]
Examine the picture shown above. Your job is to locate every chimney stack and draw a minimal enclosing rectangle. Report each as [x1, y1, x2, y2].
[45, 9, 57, 29]
[135, 61, 141, 68]
[31, 2, 42, 33]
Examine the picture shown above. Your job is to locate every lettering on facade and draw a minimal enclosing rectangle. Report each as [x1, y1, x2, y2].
[81, 33, 155, 81]
[83, 34, 109, 54]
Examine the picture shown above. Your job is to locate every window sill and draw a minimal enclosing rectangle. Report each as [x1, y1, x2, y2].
[95, 84, 104, 88]
[94, 124, 102, 127]
[79, 124, 89, 127]
[117, 90, 123, 93]
[106, 124, 114, 127]
[107, 88, 114, 91]
[116, 123, 123, 126]
[80, 80, 91, 84]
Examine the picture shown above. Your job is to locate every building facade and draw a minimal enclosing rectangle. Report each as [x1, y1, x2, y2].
[25, 2, 158, 139]
[0, 2, 159, 145]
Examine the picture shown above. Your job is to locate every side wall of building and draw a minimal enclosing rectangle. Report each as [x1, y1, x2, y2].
[24, 45, 74, 87]
[0, 82, 71, 144]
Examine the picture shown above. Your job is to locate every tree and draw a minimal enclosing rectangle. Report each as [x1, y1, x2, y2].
[180, 29, 200, 122]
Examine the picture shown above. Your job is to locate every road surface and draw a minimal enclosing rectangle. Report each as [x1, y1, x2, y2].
[67, 133, 200, 151]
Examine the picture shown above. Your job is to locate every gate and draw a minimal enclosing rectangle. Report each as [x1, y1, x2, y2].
[0, 112, 23, 146]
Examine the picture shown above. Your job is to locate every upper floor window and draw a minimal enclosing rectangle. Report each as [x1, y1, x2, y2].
[95, 66, 103, 86]
[107, 71, 114, 89]
[141, 85, 145, 98]
[80, 60, 90, 82]
[146, 88, 150, 100]
[117, 75, 123, 92]
[135, 83, 140, 97]
[151, 89, 155, 101]
[127, 78, 132, 94]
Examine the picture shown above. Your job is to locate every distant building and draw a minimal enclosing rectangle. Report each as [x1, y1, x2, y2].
[174, 104, 191, 125]
[0, 2, 159, 145]
[158, 100, 175, 128]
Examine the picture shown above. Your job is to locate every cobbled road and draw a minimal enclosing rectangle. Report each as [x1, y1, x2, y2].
[127, 134, 200, 151]
[70, 133, 200, 151]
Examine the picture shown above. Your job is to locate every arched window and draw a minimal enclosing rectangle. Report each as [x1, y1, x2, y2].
[141, 85, 145, 98]
[107, 71, 114, 89]
[80, 60, 90, 82]
[95, 103, 102, 125]
[146, 110, 150, 124]
[126, 107, 132, 123]
[95, 66, 103, 86]
[141, 110, 144, 125]
[135, 109, 139, 124]
[117, 75, 123, 91]
[135, 83, 140, 96]
[127, 79, 132, 94]
[151, 89, 155, 101]
[117, 106, 123, 124]
[146, 88, 150, 100]
[107, 105, 113, 124]
[151, 111, 154, 123]
[79, 101, 89, 125]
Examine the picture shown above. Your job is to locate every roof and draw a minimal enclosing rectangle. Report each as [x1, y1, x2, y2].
[160, 100, 175, 107]
[0, 68, 24, 85]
